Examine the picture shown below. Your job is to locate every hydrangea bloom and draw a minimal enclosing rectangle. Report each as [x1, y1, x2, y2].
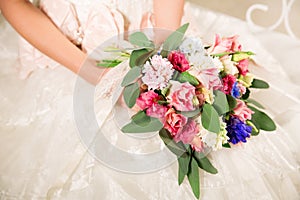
[142, 55, 174, 90]
[226, 116, 252, 144]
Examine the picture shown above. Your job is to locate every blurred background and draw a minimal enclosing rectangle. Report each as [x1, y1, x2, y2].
[187, 0, 300, 38]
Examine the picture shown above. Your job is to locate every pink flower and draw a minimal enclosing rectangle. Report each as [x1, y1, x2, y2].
[233, 99, 254, 122]
[190, 136, 204, 152]
[164, 108, 188, 135]
[222, 74, 236, 95]
[142, 55, 174, 90]
[237, 82, 246, 95]
[168, 51, 190, 72]
[146, 103, 168, 119]
[237, 59, 249, 76]
[169, 81, 196, 111]
[173, 119, 199, 144]
[208, 34, 242, 54]
[136, 90, 159, 110]
[197, 68, 223, 90]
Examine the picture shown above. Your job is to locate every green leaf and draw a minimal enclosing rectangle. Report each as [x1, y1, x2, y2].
[241, 88, 250, 100]
[129, 32, 154, 49]
[161, 23, 189, 56]
[246, 99, 265, 109]
[201, 104, 220, 133]
[213, 90, 229, 115]
[159, 129, 187, 157]
[176, 71, 199, 86]
[121, 117, 163, 133]
[248, 105, 276, 131]
[231, 51, 255, 62]
[250, 79, 269, 89]
[121, 66, 142, 87]
[123, 82, 140, 108]
[131, 111, 151, 127]
[247, 120, 260, 136]
[251, 126, 260, 136]
[180, 108, 201, 118]
[227, 95, 237, 110]
[211, 52, 232, 57]
[129, 49, 152, 68]
[97, 59, 122, 68]
[222, 143, 231, 148]
[193, 152, 218, 174]
[178, 154, 190, 185]
[187, 157, 200, 199]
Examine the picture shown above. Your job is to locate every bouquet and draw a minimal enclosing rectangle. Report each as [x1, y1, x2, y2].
[113, 23, 276, 199]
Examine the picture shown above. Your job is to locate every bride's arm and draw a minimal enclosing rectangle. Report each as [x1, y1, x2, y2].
[0, 0, 102, 84]
[153, 0, 184, 30]
[153, 0, 185, 43]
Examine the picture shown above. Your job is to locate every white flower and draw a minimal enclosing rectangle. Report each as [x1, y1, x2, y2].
[221, 55, 238, 75]
[142, 55, 174, 90]
[198, 118, 229, 151]
[212, 57, 224, 71]
[214, 121, 229, 151]
[179, 37, 205, 56]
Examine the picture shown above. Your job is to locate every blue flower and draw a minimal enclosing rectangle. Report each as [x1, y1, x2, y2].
[231, 82, 240, 98]
[226, 116, 252, 144]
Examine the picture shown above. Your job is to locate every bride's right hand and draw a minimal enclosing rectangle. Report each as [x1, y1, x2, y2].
[0, 0, 103, 85]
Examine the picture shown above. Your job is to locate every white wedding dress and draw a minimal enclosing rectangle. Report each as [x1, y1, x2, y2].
[0, 0, 300, 199]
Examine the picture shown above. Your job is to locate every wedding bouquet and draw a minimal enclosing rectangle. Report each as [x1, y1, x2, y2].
[115, 23, 275, 199]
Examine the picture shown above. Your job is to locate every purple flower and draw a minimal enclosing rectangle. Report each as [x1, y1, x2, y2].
[231, 82, 240, 98]
[226, 116, 252, 144]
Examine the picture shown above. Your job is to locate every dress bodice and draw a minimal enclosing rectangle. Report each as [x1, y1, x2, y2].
[18, 0, 153, 78]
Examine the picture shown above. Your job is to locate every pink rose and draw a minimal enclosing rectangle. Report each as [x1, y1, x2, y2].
[169, 81, 196, 111]
[168, 51, 190, 72]
[146, 103, 168, 119]
[164, 109, 188, 135]
[136, 90, 159, 110]
[222, 74, 236, 95]
[237, 59, 249, 76]
[173, 119, 199, 144]
[233, 99, 254, 122]
[208, 34, 242, 54]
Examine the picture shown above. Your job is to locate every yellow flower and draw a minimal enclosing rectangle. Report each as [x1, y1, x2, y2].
[239, 73, 254, 87]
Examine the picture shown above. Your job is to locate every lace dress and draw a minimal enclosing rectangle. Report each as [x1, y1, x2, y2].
[0, 0, 299, 199]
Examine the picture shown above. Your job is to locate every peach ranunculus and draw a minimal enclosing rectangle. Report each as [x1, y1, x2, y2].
[233, 99, 254, 122]
[164, 108, 188, 135]
[168, 81, 196, 111]
[208, 34, 241, 55]
[136, 90, 159, 110]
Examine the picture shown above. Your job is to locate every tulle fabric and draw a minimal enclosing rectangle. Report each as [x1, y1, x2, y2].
[0, 1, 300, 200]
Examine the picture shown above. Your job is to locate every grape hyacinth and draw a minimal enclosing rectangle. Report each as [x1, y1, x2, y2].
[226, 116, 252, 144]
